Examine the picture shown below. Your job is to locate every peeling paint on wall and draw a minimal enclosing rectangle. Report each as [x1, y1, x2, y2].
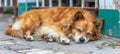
[108, 29, 112, 36]
[119, 11, 120, 24]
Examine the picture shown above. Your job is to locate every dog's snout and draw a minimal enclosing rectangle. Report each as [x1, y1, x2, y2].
[79, 37, 85, 43]
[74, 36, 88, 44]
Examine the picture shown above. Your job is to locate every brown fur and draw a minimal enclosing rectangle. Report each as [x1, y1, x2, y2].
[5, 7, 101, 44]
[5, 25, 23, 38]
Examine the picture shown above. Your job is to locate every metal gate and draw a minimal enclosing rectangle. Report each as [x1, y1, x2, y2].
[33, 0, 99, 16]
[18, 0, 99, 16]
[34, 0, 98, 8]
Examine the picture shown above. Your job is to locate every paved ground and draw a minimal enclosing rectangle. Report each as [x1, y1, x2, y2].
[0, 14, 120, 54]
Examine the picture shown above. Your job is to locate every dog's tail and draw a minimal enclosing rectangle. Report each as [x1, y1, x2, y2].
[4, 25, 24, 38]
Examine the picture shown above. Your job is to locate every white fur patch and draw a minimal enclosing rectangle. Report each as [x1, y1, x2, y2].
[27, 35, 34, 40]
[34, 26, 59, 38]
[59, 36, 70, 44]
[73, 33, 88, 43]
[12, 22, 22, 30]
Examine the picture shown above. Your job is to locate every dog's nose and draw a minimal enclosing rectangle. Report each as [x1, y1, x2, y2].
[79, 37, 85, 43]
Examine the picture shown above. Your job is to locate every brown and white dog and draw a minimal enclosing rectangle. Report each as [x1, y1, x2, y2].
[5, 7, 103, 45]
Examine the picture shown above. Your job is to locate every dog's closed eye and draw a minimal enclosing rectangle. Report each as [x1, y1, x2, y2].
[87, 32, 92, 35]
[77, 28, 82, 32]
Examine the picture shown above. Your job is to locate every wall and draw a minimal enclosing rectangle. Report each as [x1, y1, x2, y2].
[99, 0, 115, 9]
[99, 9, 120, 37]
[18, 0, 41, 15]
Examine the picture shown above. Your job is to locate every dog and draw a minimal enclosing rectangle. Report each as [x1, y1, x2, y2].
[5, 7, 103, 45]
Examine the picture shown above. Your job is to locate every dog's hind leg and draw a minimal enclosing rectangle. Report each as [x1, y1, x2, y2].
[24, 31, 34, 41]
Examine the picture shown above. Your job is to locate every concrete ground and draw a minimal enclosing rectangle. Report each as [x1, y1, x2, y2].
[0, 14, 120, 54]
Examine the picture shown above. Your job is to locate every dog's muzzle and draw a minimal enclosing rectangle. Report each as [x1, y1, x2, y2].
[74, 36, 88, 44]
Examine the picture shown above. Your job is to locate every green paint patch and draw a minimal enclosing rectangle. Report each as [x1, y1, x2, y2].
[98, 9, 120, 37]
[18, 2, 42, 15]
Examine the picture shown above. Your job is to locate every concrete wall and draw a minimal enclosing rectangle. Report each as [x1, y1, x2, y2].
[99, 0, 115, 9]
[113, 0, 120, 10]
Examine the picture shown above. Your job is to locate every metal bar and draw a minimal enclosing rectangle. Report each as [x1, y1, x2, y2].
[49, 0, 52, 7]
[42, 0, 45, 7]
[104, 0, 106, 9]
[81, 0, 85, 8]
[69, 0, 73, 7]
[95, 0, 98, 8]
[0, 0, 2, 7]
[10, 0, 13, 6]
[58, 0, 62, 7]
[4, 0, 8, 7]
[36, 0, 39, 7]
[112, 0, 115, 9]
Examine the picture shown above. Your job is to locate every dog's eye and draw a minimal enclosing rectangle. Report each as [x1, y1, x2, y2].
[77, 29, 82, 32]
[87, 32, 92, 35]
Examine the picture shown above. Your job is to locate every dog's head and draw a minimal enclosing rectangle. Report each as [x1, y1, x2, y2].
[71, 12, 101, 44]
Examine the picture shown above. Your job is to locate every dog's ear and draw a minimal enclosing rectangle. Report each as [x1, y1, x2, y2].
[96, 18, 104, 33]
[74, 12, 84, 21]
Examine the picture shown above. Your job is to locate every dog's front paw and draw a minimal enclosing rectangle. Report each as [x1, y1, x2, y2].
[26, 35, 34, 41]
[44, 36, 55, 42]
[59, 36, 70, 45]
